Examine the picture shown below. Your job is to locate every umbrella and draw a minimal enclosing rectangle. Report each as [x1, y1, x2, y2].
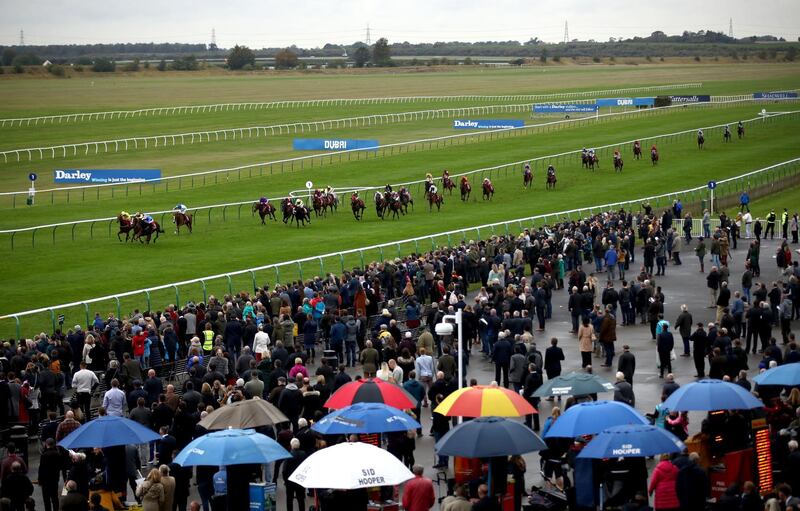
[434, 383, 536, 417]
[753, 363, 800, 386]
[533, 372, 615, 398]
[58, 416, 161, 449]
[578, 424, 686, 459]
[662, 379, 764, 412]
[289, 441, 414, 489]
[311, 403, 421, 435]
[324, 378, 417, 410]
[173, 428, 290, 467]
[198, 397, 289, 430]
[544, 401, 649, 438]
[435, 416, 547, 458]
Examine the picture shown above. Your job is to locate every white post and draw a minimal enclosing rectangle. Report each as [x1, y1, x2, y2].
[710, 188, 715, 216]
[456, 308, 463, 392]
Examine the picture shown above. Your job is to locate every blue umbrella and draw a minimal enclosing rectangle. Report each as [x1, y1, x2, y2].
[544, 401, 648, 438]
[663, 379, 764, 412]
[753, 363, 800, 386]
[174, 428, 291, 467]
[435, 416, 547, 458]
[578, 424, 686, 459]
[311, 403, 421, 435]
[58, 416, 161, 449]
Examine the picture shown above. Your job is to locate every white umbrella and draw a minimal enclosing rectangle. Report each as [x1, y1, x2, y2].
[288, 442, 414, 489]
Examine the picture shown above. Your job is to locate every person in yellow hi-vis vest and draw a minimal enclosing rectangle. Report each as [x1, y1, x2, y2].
[202, 324, 214, 353]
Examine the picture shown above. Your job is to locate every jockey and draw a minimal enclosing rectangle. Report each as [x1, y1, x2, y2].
[143, 214, 155, 228]
[524, 163, 531, 174]
[259, 196, 269, 205]
[384, 184, 393, 193]
[295, 199, 304, 208]
[651, 145, 658, 153]
[588, 148, 595, 158]
[547, 164, 555, 175]
[429, 184, 438, 196]
[613, 150, 621, 160]
[582, 147, 588, 157]
[174, 203, 187, 215]
[120, 211, 131, 222]
[724, 125, 731, 134]
[351, 191, 359, 200]
[483, 178, 492, 186]
[633, 140, 641, 148]
[425, 173, 433, 187]
[443, 170, 450, 179]
[325, 186, 333, 195]
[697, 129, 704, 137]
[738, 121, 743, 129]
[374, 191, 383, 201]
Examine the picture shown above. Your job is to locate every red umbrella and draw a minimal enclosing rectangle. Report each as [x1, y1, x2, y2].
[324, 378, 418, 410]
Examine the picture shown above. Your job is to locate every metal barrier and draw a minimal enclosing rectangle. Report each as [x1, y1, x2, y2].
[1, 111, 798, 248]
[1, 97, 792, 207]
[4, 157, 799, 338]
[0, 83, 703, 127]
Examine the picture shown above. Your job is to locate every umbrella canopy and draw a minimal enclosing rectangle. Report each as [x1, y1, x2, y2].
[289, 441, 414, 489]
[544, 401, 649, 438]
[662, 379, 764, 412]
[753, 363, 800, 386]
[533, 372, 615, 398]
[58, 416, 161, 449]
[198, 397, 289, 430]
[578, 424, 686, 459]
[434, 383, 536, 417]
[435, 416, 547, 458]
[311, 403, 421, 435]
[324, 378, 417, 410]
[173, 428, 290, 467]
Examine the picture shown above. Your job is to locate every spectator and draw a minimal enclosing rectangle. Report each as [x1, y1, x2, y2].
[402, 465, 435, 511]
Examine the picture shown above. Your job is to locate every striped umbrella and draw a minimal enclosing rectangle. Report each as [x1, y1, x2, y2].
[324, 378, 418, 410]
[434, 383, 537, 417]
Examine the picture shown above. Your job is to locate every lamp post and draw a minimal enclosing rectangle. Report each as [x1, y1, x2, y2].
[435, 309, 464, 391]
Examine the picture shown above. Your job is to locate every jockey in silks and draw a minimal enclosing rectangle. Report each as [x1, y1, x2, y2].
[120, 211, 132, 223]
[351, 191, 360, 201]
[588, 148, 596, 159]
[547, 164, 556, 177]
[738, 121, 744, 131]
[483, 177, 492, 187]
[613, 150, 621, 162]
[724, 125, 731, 137]
[384, 184, 393, 193]
[325, 186, 333, 195]
[697, 129, 704, 138]
[443, 169, 450, 180]
[582, 147, 588, 158]
[651, 144, 658, 155]
[259, 196, 269, 206]
[429, 184, 438, 197]
[524, 163, 531, 174]
[143, 214, 156, 230]
[633, 140, 641, 150]
[295, 198, 304, 208]
[174, 203, 187, 215]
[425, 173, 433, 188]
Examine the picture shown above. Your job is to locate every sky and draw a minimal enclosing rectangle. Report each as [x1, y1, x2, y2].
[1, 0, 799, 48]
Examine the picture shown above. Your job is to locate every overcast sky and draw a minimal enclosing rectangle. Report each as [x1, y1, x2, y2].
[2, 0, 799, 48]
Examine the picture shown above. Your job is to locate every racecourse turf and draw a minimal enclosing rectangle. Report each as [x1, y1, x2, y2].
[1, 62, 799, 335]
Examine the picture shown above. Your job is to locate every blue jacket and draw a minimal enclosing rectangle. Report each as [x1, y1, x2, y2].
[604, 248, 618, 267]
[329, 322, 346, 347]
[403, 379, 425, 406]
[492, 339, 513, 365]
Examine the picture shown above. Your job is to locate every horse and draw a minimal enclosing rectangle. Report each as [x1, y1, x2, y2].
[581, 153, 590, 169]
[281, 198, 294, 224]
[253, 202, 277, 224]
[312, 192, 327, 217]
[374, 192, 387, 219]
[651, 149, 659, 166]
[614, 156, 624, 173]
[523, 167, 533, 189]
[633, 143, 642, 160]
[117, 214, 136, 242]
[460, 177, 472, 202]
[482, 180, 494, 201]
[351, 196, 366, 220]
[723, 129, 732, 143]
[428, 191, 443, 212]
[326, 192, 339, 212]
[387, 194, 404, 220]
[546, 170, 557, 190]
[292, 206, 310, 227]
[697, 133, 705, 149]
[586, 154, 599, 171]
[399, 187, 414, 213]
[737, 124, 745, 139]
[132, 217, 164, 244]
[173, 212, 193, 234]
[442, 174, 455, 195]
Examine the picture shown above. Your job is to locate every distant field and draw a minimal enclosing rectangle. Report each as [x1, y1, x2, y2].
[1, 62, 799, 336]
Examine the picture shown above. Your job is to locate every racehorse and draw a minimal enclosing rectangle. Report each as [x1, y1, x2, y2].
[583, 153, 599, 170]
[546, 169, 557, 190]
[632, 142, 642, 160]
[374, 191, 387, 219]
[326, 191, 339, 212]
[723, 128, 732, 143]
[351, 195, 366, 220]
[737, 124, 745, 139]
[292, 205, 310, 227]
[428, 191, 443, 212]
[132, 217, 164, 244]
[173, 212, 193, 234]
[399, 187, 414, 213]
[523, 165, 533, 189]
[312, 192, 328, 217]
[651, 148, 659, 166]
[697, 132, 705, 149]
[442, 173, 455, 195]
[253, 201, 277, 224]
[613, 156, 624, 173]
[387, 193, 404, 220]
[460, 177, 472, 202]
[482, 180, 494, 201]
[117, 214, 136, 242]
[281, 198, 295, 224]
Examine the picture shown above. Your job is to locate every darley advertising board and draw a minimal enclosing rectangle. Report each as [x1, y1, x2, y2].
[53, 169, 161, 184]
[452, 119, 525, 129]
[292, 139, 379, 151]
[533, 104, 598, 114]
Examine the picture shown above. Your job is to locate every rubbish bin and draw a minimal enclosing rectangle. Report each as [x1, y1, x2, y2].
[701, 199, 709, 212]
[9, 425, 28, 466]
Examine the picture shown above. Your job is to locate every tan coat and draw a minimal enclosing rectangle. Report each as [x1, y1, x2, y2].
[417, 331, 434, 355]
[577, 324, 595, 353]
[136, 481, 165, 511]
[160, 475, 175, 511]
